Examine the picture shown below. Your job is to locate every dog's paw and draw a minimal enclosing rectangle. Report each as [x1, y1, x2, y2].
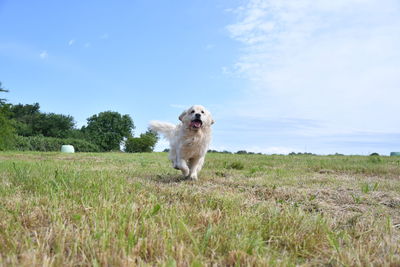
[188, 173, 198, 180]
[180, 169, 190, 177]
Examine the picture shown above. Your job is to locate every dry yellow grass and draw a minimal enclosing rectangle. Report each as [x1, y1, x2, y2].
[0, 151, 399, 266]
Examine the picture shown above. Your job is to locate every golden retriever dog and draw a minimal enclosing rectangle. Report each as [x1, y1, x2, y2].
[149, 105, 214, 180]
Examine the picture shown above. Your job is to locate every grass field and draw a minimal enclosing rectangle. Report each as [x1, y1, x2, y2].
[0, 152, 399, 266]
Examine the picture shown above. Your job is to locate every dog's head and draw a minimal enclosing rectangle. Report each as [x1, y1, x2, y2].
[179, 105, 214, 130]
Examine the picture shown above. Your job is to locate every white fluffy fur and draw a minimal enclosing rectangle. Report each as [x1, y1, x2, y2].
[149, 105, 214, 180]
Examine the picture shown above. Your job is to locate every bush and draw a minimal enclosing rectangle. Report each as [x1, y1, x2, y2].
[125, 136, 155, 153]
[125, 130, 158, 153]
[0, 107, 15, 151]
[14, 135, 100, 152]
[125, 137, 146, 153]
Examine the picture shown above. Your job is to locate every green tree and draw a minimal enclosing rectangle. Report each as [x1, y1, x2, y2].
[0, 83, 15, 150]
[35, 113, 75, 138]
[0, 82, 8, 105]
[0, 111, 15, 150]
[125, 129, 158, 153]
[83, 111, 134, 151]
[9, 103, 75, 138]
[9, 103, 41, 136]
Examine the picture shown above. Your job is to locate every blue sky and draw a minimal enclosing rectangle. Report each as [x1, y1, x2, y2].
[1, 0, 399, 155]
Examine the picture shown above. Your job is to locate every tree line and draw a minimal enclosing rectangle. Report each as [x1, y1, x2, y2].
[0, 82, 158, 152]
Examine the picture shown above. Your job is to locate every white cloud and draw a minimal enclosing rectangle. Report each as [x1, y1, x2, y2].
[39, 50, 48, 59]
[68, 39, 75, 46]
[226, 0, 400, 135]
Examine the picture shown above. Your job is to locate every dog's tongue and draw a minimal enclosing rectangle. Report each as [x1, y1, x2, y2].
[191, 121, 201, 128]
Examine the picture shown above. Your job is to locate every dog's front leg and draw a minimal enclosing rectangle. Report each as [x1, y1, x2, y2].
[176, 147, 191, 178]
[188, 156, 204, 180]
[195, 156, 205, 175]
[176, 158, 190, 177]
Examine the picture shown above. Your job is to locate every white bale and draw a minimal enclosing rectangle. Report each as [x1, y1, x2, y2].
[61, 145, 75, 153]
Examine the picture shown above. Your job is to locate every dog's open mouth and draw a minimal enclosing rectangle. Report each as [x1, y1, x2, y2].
[190, 119, 203, 129]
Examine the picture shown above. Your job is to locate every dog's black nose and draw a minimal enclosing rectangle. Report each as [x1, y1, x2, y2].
[195, 113, 201, 119]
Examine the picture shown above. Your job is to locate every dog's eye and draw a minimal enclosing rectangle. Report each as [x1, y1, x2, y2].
[201, 110, 205, 114]
[190, 110, 195, 114]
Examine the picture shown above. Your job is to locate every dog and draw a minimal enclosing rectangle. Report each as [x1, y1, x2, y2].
[149, 105, 214, 180]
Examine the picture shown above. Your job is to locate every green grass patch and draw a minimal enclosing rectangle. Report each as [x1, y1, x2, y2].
[0, 152, 399, 266]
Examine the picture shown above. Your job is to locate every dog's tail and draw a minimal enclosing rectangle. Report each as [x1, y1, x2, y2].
[149, 121, 177, 141]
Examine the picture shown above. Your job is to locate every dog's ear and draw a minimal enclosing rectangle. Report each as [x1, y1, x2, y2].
[179, 110, 187, 121]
